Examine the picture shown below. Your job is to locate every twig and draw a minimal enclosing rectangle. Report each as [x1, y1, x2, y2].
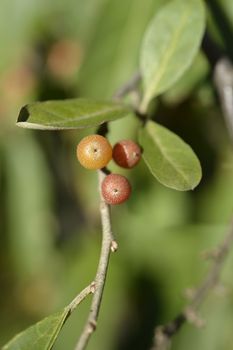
[72, 70, 140, 350]
[113, 71, 141, 100]
[74, 170, 117, 350]
[151, 220, 233, 350]
[214, 58, 233, 142]
[68, 283, 96, 314]
[202, 32, 233, 143]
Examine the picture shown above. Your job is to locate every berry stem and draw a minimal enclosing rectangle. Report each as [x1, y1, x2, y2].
[74, 170, 117, 350]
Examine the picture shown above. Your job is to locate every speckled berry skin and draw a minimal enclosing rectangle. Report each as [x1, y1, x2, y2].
[101, 174, 131, 205]
[112, 140, 141, 168]
[77, 134, 112, 169]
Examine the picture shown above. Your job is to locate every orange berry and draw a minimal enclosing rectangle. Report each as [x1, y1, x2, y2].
[101, 174, 131, 205]
[76, 134, 112, 169]
[112, 140, 141, 168]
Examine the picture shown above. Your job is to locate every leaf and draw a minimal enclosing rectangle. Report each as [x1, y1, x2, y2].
[138, 121, 202, 191]
[163, 52, 209, 104]
[17, 98, 131, 130]
[78, 0, 170, 98]
[2, 308, 69, 350]
[140, 0, 205, 112]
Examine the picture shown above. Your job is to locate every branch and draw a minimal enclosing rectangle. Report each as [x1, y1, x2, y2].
[68, 283, 96, 314]
[214, 58, 233, 143]
[152, 30, 233, 350]
[72, 70, 140, 350]
[151, 220, 233, 350]
[74, 170, 117, 350]
[202, 32, 233, 143]
[113, 71, 141, 100]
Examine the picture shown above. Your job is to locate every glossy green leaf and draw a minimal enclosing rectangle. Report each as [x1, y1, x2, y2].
[140, 0, 205, 112]
[17, 98, 131, 130]
[139, 121, 202, 191]
[3, 308, 69, 350]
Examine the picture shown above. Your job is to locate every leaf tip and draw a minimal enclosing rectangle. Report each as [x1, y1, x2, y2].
[17, 105, 30, 124]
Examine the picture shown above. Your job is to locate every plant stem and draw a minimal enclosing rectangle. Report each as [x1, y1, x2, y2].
[74, 170, 116, 350]
[214, 58, 233, 143]
[151, 220, 233, 350]
[113, 71, 141, 100]
[202, 32, 233, 143]
[152, 32, 233, 350]
[68, 283, 96, 314]
[73, 71, 139, 350]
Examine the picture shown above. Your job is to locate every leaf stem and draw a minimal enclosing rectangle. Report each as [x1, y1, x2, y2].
[68, 283, 96, 314]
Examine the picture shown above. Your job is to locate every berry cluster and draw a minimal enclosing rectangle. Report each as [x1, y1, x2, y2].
[76, 134, 141, 205]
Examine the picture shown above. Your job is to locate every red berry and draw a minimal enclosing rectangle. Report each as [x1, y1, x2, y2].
[76, 134, 112, 169]
[101, 174, 131, 205]
[112, 140, 141, 168]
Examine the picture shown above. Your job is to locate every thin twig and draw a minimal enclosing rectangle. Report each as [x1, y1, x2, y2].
[202, 32, 233, 143]
[214, 58, 233, 142]
[151, 220, 233, 350]
[113, 71, 141, 100]
[72, 70, 140, 350]
[68, 283, 96, 314]
[152, 31, 233, 350]
[74, 170, 117, 350]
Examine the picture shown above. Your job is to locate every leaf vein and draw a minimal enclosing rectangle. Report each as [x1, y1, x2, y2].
[37, 105, 125, 126]
[142, 1, 194, 107]
[148, 126, 191, 186]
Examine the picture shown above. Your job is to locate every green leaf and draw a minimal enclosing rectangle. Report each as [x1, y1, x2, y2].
[140, 0, 205, 112]
[78, 0, 169, 98]
[139, 121, 202, 191]
[2, 308, 69, 350]
[17, 98, 131, 130]
[163, 52, 209, 104]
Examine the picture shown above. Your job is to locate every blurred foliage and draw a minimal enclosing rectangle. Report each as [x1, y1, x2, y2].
[0, 0, 233, 350]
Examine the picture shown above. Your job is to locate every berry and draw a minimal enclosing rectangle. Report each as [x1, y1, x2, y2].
[77, 134, 112, 170]
[112, 140, 141, 168]
[101, 174, 131, 205]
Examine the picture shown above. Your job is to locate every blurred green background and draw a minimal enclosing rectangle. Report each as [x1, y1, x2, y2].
[1, 0, 233, 349]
